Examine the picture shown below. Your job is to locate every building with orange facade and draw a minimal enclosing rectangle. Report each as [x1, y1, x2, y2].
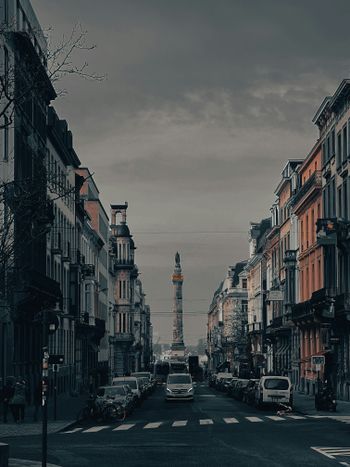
[291, 142, 324, 394]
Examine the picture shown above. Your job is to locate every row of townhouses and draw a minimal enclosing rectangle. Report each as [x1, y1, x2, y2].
[0, 0, 152, 403]
[208, 78, 350, 401]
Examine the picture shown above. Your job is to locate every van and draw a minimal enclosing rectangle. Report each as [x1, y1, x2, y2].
[255, 376, 292, 408]
[112, 376, 141, 400]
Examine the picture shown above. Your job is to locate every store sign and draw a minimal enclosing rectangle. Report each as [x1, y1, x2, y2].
[267, 290, 284, 301]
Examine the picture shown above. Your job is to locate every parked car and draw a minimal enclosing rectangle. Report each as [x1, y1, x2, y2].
[136, 377, 151, 398]
[131, 372, 156, 391]
[255, 376, 293, 408]
[227, 379, 239, 397]
[96, 385, 134, 415]
[165, 373, 194, 401]
[242, 379, 259, 404]
[215, 373, 234, 390]
[232, 379, 249, 401]
[112, 376, 142, 402]
[222, 377, 235, 392]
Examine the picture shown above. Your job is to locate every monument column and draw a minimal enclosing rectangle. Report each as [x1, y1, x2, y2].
[171, 252, 185, 357]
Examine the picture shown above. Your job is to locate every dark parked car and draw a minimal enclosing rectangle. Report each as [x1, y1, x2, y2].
[232, 379, 250, 401]
[227, 379, 239, 397]
[242, 379, 259, 404]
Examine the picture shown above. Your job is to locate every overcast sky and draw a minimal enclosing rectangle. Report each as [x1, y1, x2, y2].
[31, 0, 350, 344]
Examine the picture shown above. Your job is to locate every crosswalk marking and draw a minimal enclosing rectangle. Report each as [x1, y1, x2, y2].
[223, 418, 239, 424]
[199, 419, 213, 425]
[63, 413, 327, 435]
[172, 420, 187, 427]
[61, 427, 83, 434]
[113, 424, 135, 431]
[311, 447, 350, 462]
[83, 426, 109, 433]
[144, 422, 162, 429]
[266, 416, 285, 421]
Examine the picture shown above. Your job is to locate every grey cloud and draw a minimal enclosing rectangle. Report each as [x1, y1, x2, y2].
[30, 0, 350, 343]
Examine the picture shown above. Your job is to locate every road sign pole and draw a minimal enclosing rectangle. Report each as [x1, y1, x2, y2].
[42, 312, 49, 467]
[53, 365, 57, 421]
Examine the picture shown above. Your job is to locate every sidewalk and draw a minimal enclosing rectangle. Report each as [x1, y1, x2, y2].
[0, 393, 86, 439]
[294, 391, 350, 416]
[10, 460, 61, 467]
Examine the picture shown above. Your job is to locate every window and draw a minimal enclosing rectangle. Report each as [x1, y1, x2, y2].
[3, 115, 8, 160]
[242, 279, 247, 289]
[344, 125, 348, 163]
[344, 179, 348, 220]
[337, 132, 342, 168]
[338, 186, 343, 218]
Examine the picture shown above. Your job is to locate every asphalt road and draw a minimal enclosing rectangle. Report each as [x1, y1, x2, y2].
[5, 383, 350, 467]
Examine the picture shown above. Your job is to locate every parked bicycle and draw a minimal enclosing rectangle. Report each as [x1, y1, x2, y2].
[77, 394, 126, 422]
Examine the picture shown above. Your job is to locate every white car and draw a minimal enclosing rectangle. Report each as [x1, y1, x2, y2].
[112, 376, 141, 400]
[255, 376, 293, 408]
[165, 373, 194, 401]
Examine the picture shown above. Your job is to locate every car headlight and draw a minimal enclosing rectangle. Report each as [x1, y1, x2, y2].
[187, 387, 194, 393]
[166, 388, 172, 393]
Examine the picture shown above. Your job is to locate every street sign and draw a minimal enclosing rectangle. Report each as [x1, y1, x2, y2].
[48, 354, 64, 365]
[311, 355, 325, 366]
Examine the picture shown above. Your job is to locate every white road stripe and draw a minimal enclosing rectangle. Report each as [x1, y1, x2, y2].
[199, 395, 216, 397]
[286, 415, 306, 420]
[62, 428, 83, 434]
[223, 418, 239, 424]
[113, 424, 135, 431]
[144, 422, 162, 429]
[266, 416, 285, 421]
[83, 426, 109, 433]
[199, 419, 213, 425]
[308, 415, 327, 419]
[172, 420, 187, 427]
[245, 417, 263, 423]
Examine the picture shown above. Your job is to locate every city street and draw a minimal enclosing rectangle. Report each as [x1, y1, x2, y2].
[4, 384, 350, 467]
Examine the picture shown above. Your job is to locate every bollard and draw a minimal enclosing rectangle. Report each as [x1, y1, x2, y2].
[0, 443, 9, 467]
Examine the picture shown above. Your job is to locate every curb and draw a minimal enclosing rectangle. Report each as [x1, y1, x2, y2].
[10, 459, 61, 467]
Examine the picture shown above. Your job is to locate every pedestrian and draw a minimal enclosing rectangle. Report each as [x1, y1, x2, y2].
[1, 380, 14, 423]
[10, 380, 26, 423]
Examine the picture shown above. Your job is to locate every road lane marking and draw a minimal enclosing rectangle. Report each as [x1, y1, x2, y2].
[199, 419, 213, 425]
[245, 417, 263, 423]
[199, 395, 216, 397]
[113, 424, 135, 431]
[172, 420, 187, 427]
[62, 428, 83, 434]
[83, 426, 109, 433]
[286, 415, 306, 420]
[223, 418, 239, 424]
[266, 416, 285, 421]
[144, 422, 163, 429]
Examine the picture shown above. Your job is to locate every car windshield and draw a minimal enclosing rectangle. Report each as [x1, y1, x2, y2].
[114, 380, 137, 389]
[100, 387, 125, 397]
[264, 379, 289, 390]
[168, 375, 191, 384]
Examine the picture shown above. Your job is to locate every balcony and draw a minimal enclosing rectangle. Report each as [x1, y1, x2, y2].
[114, 259, 134, 270]
[81, 264, 95, 278]
[291, 171, 322, 210]
[109, 332, 135, 344]
[247, 322, 262, 334]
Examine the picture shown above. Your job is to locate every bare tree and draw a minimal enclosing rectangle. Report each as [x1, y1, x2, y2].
[0, 22, 104, 129]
